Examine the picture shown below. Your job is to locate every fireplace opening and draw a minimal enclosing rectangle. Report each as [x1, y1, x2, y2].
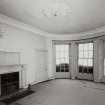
[1, 72, 19, 96]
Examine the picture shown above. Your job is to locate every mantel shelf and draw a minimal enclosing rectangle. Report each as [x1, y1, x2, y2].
[0, 65, 22, 74]
[0, 64, 22, 67]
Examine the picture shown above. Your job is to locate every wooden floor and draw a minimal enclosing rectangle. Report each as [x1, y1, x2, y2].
[11, 79, 105, 105]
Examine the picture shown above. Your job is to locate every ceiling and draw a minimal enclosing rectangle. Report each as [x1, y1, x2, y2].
[0, 0, 105, 35]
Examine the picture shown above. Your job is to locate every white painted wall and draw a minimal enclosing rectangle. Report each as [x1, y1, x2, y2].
[46, 38, 55, 79]
[0, 23, 49, 87]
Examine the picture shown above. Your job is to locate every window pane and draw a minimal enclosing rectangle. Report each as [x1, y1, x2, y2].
[84, 44, 88, 51]
[84, 51, 88, 58]
[83, 59, 88, 66]
[84, 66, 88, 73]
[56, 45, 64, 51]
[88, 59, 93, 66]
[56, 65, 60, 72]
[60, 52, 64, 58]
[79, 51, 84, 58]
[65, 52, 69, 58]
[79, 44, 84, 51]
[61, 69, 64, 72]
[60, 45, 65, 51]
[56, 52, 60, 58]
[89, 51, 93, 58]
[65, 69, 69, 72]
[78, 59, 83, 66]
[56, 59, 60, 65]
[65, 63, 69, 69]
[65, 59, 69, 64]
[79, 66, 83, 73]
[60, 65, 65, 69]
[65, 45, 69, 52]
[60, 59, 65, 64]
[88, 67, 93, 74]
[56, 45, 60, 51]
[89, 43, 93, 50]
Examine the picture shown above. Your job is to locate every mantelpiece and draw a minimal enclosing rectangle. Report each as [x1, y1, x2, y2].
[0, 64, 21, 74]
[0, 51, 26, 96]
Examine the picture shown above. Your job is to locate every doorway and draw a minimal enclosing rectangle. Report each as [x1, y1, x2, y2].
[55, 44, 71, 78]
[77, 42, 94, 81]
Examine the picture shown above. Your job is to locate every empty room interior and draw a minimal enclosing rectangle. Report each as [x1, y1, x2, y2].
[0, 0, 105, 105]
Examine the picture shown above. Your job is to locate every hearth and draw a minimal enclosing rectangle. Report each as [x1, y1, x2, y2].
[0, 72, 19, 96]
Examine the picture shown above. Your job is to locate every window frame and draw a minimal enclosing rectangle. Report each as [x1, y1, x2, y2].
[78, 42, 94, 74]
[55, 44, 70, 73]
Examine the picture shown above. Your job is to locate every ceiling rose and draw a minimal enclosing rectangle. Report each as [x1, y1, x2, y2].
[40, 3, 70, 17]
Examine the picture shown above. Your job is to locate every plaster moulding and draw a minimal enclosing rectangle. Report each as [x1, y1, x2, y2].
[0, 13, 47, 37]
[40, 3, 70, 17]
[0, 13, 105, 39]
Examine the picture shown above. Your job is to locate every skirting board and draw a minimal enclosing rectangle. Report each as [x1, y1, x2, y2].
[25, 78, 54, 88]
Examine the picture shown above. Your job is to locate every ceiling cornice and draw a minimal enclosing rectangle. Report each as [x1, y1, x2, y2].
[0, 13, 49, 36]
[0, 13, 105, 39]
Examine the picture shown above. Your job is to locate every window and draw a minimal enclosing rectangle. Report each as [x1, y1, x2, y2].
[56, 44, 69, 72]
[78, 43, 93, 74]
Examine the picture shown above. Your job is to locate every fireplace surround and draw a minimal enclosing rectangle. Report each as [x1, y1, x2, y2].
[0, 51, 26, 97]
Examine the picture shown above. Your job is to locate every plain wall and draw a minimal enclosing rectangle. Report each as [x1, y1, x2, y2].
[0, 23, 49, 87]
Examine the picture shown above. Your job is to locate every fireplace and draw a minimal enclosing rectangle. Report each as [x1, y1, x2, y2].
[0, 72, 19, 96]
[0, 51, 27, 97]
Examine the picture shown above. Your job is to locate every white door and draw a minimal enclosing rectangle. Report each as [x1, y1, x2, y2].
[55, 44, 71, 78]
[77, 42, 94, 81]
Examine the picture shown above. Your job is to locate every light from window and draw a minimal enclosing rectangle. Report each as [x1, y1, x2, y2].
[78, 42, 93, 74]
[56, 44, 69, 72]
